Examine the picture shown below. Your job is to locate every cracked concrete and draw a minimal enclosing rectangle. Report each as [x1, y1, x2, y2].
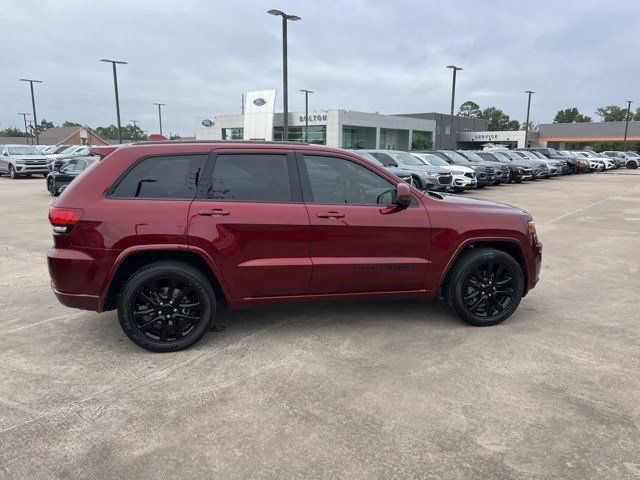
[0, 171, 639, 479]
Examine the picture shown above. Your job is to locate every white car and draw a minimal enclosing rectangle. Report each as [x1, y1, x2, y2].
[602, 151, 640, 169]
[579, 152, 615, 170]
[411, 152, 476, 192]
[46, 145, 92, 161]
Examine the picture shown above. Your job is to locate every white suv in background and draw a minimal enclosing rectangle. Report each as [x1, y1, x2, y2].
[411, 152, 476, 192]
[602, 151, 640, 169]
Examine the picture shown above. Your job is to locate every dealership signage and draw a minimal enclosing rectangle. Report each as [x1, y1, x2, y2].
[253, 98, 267, 106]
[299, 114, 328, 123]
[472, 133, 499, 141]
[201, 118, 214, 127]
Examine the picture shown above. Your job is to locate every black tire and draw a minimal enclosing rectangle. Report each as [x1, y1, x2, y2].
[628, 161, 638, 170]
[513, 176, 523, 184]
[9, 165, 18, 179]
[117, 260, 216, 352]
[412, 175, 424, 190]
[476, 184, 485, 189]
[48, 178, 59, 196]
[443, 247, 524, 327]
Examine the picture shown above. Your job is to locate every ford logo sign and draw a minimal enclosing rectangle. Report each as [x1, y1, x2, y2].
[253, 98, 267, 106]
[201, 119, 214, 127]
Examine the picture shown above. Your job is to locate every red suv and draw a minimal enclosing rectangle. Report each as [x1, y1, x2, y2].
[47, 142, 542, 351]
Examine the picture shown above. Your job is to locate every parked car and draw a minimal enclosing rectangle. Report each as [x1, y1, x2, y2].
[602, 151, 640, 169]
[46, 156, 99, 196]
[525, 150, 571, 174]
[578, 152, 615, 170]
[50, 153, 99, 172]
[0, 144, 51, 178]
[455, 150, 511, 184]
[558, 151, 596, 172]
[433, 150, 495, 188]
[350, 150, 417, 186]
[473, 151, 534, 183]
[46, 145, 92, 163]
[515, 150, 562, 176]
[47, 141, 542, 351]
[410, 152, 476, 192]
[365, 150, 453, 191]
[486, 148, 549, 178]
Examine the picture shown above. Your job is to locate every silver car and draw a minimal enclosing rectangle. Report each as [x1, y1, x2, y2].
[0, 144, 51, 178]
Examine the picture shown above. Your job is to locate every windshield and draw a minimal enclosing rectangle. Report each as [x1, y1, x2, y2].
[7, 146, 41, 155]
[627, 151, 638, 156]
[496, 150, 522, 161]
[517, 151, 537, 160]
[391, 151, 425, 166]
[57, 146, 76, 154]
[416, 153, 448, 166]
[488, 152, 511, 163]
[352, 150, 383, 165]
[439, 150, 470, 163]
[528, 151, 546, 159]
[458, 151, 484, 163]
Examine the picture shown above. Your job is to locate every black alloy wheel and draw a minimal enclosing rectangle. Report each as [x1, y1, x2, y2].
[118, 261, 216, 351]
[444, 247, 524, 326]
[48, 178, 59, 196]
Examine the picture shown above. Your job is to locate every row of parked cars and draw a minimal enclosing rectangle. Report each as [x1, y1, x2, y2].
[348, 147, 638, 193]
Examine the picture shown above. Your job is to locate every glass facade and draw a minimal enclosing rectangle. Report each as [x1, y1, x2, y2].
[379, 130, 387, 149]
[342, 126, 376, 149]
[222, 128, 244, 140]
[273, 125, 326, 144]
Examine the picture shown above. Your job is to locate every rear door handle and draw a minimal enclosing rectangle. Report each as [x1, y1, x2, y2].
[316, 211, 345, 219]
[197, 209, 230, 216]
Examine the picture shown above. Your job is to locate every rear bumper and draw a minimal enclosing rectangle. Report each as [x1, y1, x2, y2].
[52, 286, 101, 311]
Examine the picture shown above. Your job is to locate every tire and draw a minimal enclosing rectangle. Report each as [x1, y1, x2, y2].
[476, 184, 485, 189]
[48, 178, 59, 196]
[513, 177, 523, 184]
[628, 161, 638, 170]
[443, 247, 524, 327]
[412, 175, 424, 190]
[117, 260, 216, 352]
[9, 165, 18, 179]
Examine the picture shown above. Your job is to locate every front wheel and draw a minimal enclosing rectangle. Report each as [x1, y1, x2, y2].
[118, 261, 217, 352]
[444, 247, 524, 326]
[628, 161, 638, 169]
[9, 165, 18, 179]
[48, 178, 59, 196]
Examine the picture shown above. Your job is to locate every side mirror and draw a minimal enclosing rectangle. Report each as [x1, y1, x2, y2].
[395, 182, 412, 207]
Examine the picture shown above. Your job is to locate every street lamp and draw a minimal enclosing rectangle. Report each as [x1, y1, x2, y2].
[18, 113, 30, 144]
[446, 65, 463, 149]
[623, 100, 633, 152]
[100, 58, 127, 144]
[524, 90, 535, 148]
[268, 9, 301, 141]
[153, 103, 165, 135]
[19, 79, 43, 145]
[300, 89, 313, 142]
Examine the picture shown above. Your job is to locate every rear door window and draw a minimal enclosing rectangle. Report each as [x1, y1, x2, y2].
[110, 155, 206, 199]
[202, 154, 292, 203]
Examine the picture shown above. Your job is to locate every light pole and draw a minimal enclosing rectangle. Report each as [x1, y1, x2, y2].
[100, 58, 127, 144]
[131, 120, 139, 140]
[18, 112, 30, 144]
[19, 79, 42, 145]
[153, 103, 165, 135]
[446, 65, 462, 149]
[524, 90, 535, 148]
[268, 9, 301, 141]
[623, 100, 633, 152]
[300, 89, 313, 142]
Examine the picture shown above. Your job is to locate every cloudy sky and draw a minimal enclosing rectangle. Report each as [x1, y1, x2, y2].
[1, 0, 637, 136]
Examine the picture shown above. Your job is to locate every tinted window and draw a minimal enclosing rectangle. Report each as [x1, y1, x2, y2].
[111, 155, 206, 199]
[369, 152, 398, 167]
[204, 154, 291, 202]
[304, 155, 395, 205]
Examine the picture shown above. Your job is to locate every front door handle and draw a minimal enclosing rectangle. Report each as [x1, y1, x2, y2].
[316, 211, 345, 219]
[197, 208, 230, 216]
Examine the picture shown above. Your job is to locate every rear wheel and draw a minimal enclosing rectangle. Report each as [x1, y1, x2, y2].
[117, 261, 216, 352]
[444, 247, 524, 326]
[628, 161, 638, 169]
[48, 178, 59, 196]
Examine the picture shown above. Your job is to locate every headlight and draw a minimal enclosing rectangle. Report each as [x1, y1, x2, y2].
[528, 221, 541, 246]
[469, 165, 478, 170]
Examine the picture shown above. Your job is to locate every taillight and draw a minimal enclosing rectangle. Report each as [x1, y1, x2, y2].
[48, 207, 84, 233]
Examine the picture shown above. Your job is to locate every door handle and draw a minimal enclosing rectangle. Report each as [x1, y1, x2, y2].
[316, 211, 345, 219]
[197, 209, 230, 216]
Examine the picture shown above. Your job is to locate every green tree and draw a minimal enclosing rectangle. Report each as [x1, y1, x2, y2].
[481, 107, 520, 131]
[554, 108, 592, 123]
[521, 121, 538, 131]
[0, 126, 29, 137]
[37, 119, 55, 133]
[458, 100, 481, 118]
[62, 121, 82, 127]
[169, 133, 182, 140]
[94, 123, 148, 141]
[595, 105, 628, 122]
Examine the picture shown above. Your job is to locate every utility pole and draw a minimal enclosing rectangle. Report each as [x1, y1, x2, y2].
[19, 79, 43, 145]
[131, 120, 139, 140]
[300, 89, 313, 142]
[268, 9, 301, 141]
[18, 113, 30, 144]
[241, 94, 245, 115]
[524, 90, 535, 148]
[100, 59, 127, 144]
[153, 103, 165, 135]
[623, 100, 633, 152]
[446, 66, 462, 149]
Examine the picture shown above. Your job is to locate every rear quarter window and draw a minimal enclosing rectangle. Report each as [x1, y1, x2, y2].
[110, 155, 206, 199]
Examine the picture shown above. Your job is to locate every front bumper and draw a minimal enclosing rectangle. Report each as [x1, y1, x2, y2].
[15, 164, 50, 173]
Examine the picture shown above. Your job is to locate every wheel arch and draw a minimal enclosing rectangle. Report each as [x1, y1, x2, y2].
[439, 239, 529, 295]
[101, 247, 230, 312]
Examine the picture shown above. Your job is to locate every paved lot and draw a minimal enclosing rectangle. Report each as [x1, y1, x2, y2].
[1, 171, 639, 479]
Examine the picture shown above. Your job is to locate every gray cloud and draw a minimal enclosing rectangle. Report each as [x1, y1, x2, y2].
[1, 0, 636, 136]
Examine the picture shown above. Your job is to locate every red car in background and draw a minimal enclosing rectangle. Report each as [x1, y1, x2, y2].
[47, 142, 542, 351]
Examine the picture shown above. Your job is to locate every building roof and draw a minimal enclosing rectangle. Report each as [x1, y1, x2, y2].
[38, 126, 109, 145]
